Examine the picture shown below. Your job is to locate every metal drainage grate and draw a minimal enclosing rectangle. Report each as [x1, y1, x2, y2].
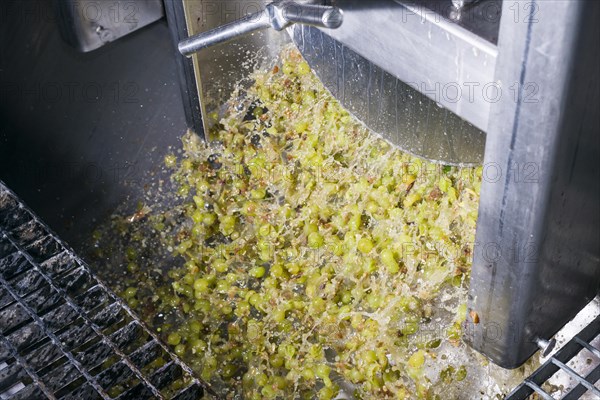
[506, 315, 600, 399]
[0, 181, 212, 400]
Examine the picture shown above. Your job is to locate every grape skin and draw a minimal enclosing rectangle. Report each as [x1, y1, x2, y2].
[126, 47, 482, 399]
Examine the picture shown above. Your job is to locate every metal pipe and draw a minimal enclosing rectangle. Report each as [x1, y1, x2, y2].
[178, 1, 342, 57]
[178, 12, 270, 56]
[275, 3, 343, 30]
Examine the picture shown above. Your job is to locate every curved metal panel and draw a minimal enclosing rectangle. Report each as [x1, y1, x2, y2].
[292, 23, 486, 165]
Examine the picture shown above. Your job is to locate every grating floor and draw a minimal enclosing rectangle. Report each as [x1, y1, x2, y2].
[506, 315, 600, 399]
[0, 181, 211, 400]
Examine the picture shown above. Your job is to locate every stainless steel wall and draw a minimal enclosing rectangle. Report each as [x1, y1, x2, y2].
[465, 0, 600, 368]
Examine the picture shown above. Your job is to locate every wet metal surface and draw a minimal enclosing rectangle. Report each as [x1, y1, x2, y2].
[0, 182, 210, 400]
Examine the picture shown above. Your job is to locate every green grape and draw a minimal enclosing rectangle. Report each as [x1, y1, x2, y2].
[249, 266, 266, 279]
[439, 176, 452, 193]
[403, 192, 422, 208]
[105, 46, 483, 400]
[127, 298, 139, 308]
[295, 121, 309, 133]
[272, 308, 286, 323]
[380, 248, 400, 273]
[250, 188, 266, 200]
[318, 386, 337, 400]
[341, 291, 353, 304]
[189, 320, 203, 334]
[270, 263, 286, 278]
[193, 278, 210, 293]
[315, 364, 332, 386]
[201, 212, 217, 226]
[213, 259, 228, 273]
[348, 213, 362, 231]
[282, 62, 294, 75]
[127, 262, 138, 273]
[258, 223, 272, 237]
[174, 344, 186, 356]
[357, 237, 374, 254]
[456, 365, 467, 381]
[167, 333, 182, 346]
[307, 231, 325, 248]
[124, 287, 137, 298]
[408, 350, 426, 368]
[297, 61, 311, 75]
[220, 215, 236, 235]
[216, 279, 230, 292]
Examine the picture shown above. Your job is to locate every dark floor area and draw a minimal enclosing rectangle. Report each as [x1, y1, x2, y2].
[0, 3, 187, 251]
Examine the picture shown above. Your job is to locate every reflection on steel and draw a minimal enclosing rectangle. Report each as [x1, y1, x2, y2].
[465, 0, 600, 369]
[292, 0, 502, 165]
[293, 23, 486, 166]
